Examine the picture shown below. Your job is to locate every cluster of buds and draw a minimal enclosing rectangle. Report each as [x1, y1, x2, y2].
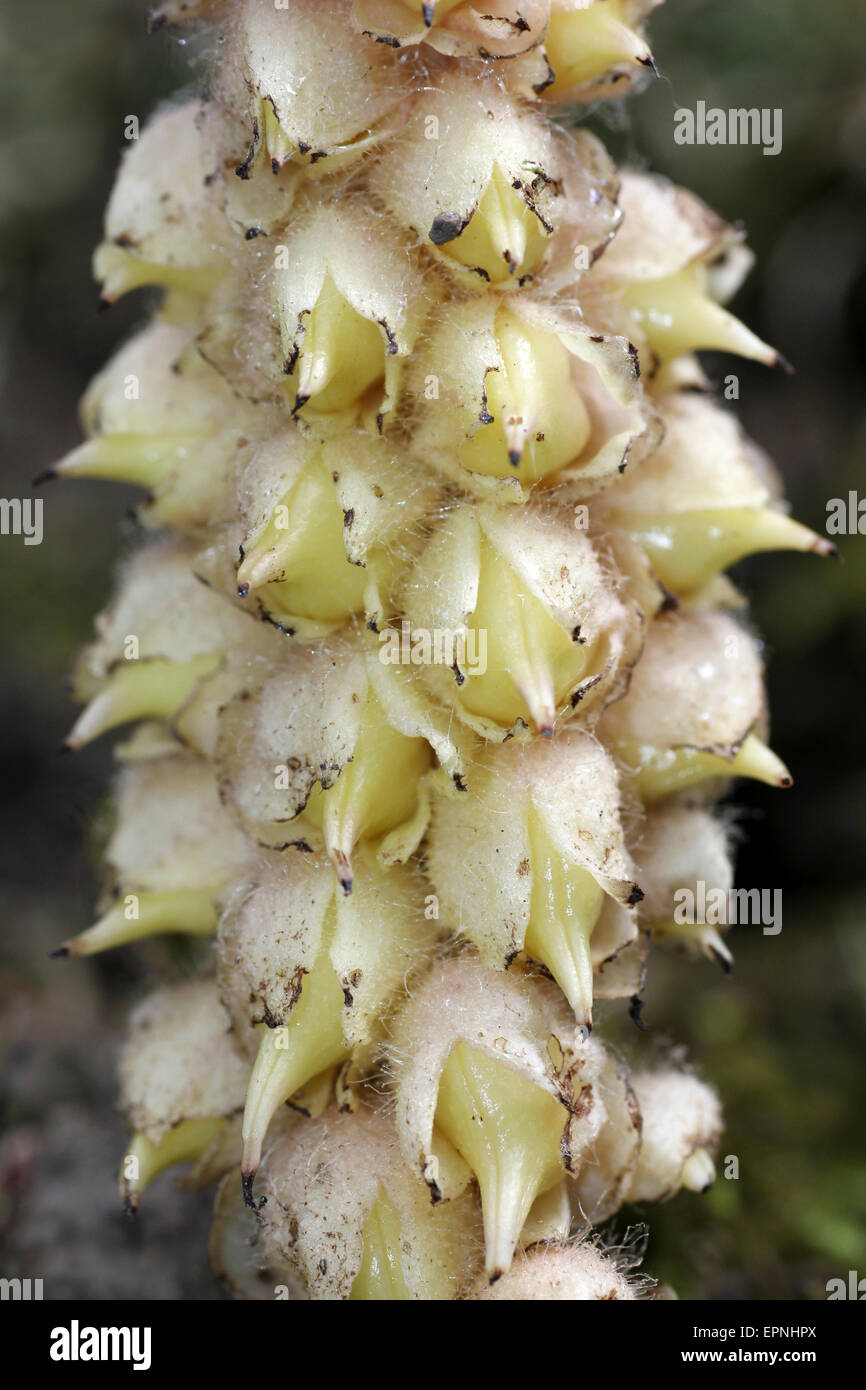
[53, 0, 821, 1298]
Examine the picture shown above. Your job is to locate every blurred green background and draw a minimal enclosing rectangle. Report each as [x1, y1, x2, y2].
[0, 0, 864, 1298]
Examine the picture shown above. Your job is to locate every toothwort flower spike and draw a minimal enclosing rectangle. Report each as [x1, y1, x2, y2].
[60, 0, 818, 1297]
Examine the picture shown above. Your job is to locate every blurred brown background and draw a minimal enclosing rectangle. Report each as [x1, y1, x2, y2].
[0, 0, 864, 1299]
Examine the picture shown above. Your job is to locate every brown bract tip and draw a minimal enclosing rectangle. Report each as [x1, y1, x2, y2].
[241, 1170, 257, 1211]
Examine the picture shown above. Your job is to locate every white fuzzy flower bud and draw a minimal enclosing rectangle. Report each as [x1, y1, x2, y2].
[225, 0, 411, 180]
[598, 609, 792, 800]
[581, 171, 781, 375]
[464, 1239, 641, 1300]
[509, 0, 660, 104]
[409, 296, 651, 497]
[68, 539, 285, 755]
[386, 955, 611, 1277]
[216, 846, 438, 1191]
[234, 425, 440, 636]
[118, 978, 249, 1210]
[55, 754, 256, 957]
[50, 322, 268, 532]
[272, 196, 431, 426]
[215, 637, 462, 888]
[427, 735, 641, 1024]
[634, 803, 735, 969]
[94, 102, 231, 306]
[625, 1067, 723, 1202]
[594, 392, 832, 601]
[399, 499, 641, 737]
[256, 1105, 482, 1299]
[370, 71, 619, 288]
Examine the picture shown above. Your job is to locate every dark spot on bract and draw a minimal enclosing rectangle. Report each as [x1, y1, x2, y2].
[629, 995, 648, 1030]
[429, 211, 468, 246]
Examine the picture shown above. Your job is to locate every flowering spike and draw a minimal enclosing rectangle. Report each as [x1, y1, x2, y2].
[65, 0, 814, 1304]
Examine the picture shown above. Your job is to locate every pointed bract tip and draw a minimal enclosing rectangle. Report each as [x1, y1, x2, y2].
[507, 449, 522, 468]
[775, 352, 795, 375]
[48, 945, 70, 959]
[629, 995, 648, 1030]
[708, 944, 734, 976]
[32, 468, 56, 488]
[681, 1147, 716, 1194]
[812, 536, 838, 558]
[122, 1190, 140, 1217]
[330, 848, 354, 895]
